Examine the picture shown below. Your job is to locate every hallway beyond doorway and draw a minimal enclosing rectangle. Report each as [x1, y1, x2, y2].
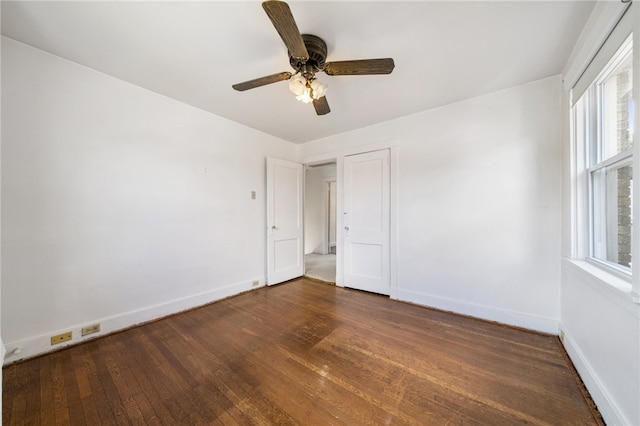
[304, 253, 336, 283]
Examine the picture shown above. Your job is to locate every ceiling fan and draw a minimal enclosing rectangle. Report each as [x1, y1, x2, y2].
[232, 0, 395, 116]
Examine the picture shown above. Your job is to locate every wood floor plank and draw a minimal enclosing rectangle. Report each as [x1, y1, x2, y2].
[128, 328, 205, 424]
[147, 324, 240, 424]
[51, 353, 73, 425]
[3, 279, 603, 425]
[184, 316, 298, 424]
[125, 330, 194, 425]
[162, 321, 293, 425]
[1, 365, 15, 423]
[61, 351, 89, 425]
[70, 348, 100, 425]
[20, 357, 41, 425]
[333, 321, 576, 413]
[38, 356, 56, 425]
[82, 345, 121, 425]
[109, 337, 163, 425]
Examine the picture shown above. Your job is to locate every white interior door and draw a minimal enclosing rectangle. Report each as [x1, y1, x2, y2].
[266, 157, 304, 284]
[343, 150, 390, 295]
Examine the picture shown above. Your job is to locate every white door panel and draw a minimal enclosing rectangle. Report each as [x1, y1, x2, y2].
[344, 150, 390, 295]
[267, 158, 303, 284]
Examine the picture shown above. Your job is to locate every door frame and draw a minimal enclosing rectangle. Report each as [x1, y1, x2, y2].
[317, 177, 337, 255]
[303, 161, 337, 258]
[301, 138, 398, 298]
[325, 179, 337, 255]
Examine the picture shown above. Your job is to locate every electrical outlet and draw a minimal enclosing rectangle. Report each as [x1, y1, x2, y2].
[82, 323, 101, 336]
[51, 332, 72, 345]
[252, 280, 260, 287]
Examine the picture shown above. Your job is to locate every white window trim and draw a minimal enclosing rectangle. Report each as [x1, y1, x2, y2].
[568, 2, 639, 301]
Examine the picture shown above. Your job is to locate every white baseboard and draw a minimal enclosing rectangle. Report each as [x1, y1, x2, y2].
[395, 289, 558, 334]
[2, 277, 265, 365]
[559, 323, 629, 426]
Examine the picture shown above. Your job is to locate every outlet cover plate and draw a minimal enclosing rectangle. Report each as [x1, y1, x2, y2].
[82, 324, 101, 336]
[51, 332, 72, 345]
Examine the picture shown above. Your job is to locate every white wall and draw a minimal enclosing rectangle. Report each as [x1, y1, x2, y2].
[304, 164, 336, 254]
[1, 37, 298, 363]
[561, 262, 639, 425]
[559, 3, 640, 425]
[302, 76, 563, 333]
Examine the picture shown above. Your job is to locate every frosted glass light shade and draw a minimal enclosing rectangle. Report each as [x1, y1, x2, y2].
[310, 80, 327, 99]
[288, 74, 307, 96]
[289, 74, 328, 103]
[296, 87, 313, 103]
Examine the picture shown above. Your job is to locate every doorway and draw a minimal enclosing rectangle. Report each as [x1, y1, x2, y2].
[267, 147, 392, 292]
[304, 162, 337, 283]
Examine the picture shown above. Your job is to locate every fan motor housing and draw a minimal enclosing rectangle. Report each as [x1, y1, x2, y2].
[289, 34, 327, 74]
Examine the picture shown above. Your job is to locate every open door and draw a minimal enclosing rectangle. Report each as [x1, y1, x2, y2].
[266, 157, 304, 284]
[343, 150, 390, 295]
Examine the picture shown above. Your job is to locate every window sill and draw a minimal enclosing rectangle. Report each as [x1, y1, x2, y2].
[565, 258, 640, 305]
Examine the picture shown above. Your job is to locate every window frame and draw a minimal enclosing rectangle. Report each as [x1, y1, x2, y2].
[574, 33, 634, 282]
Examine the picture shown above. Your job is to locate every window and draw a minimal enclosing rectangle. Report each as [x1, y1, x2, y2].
[574, 34, 634, 274]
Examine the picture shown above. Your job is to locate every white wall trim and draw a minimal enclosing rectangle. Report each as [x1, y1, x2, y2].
[559, 323, 630, 426]
[396, 289, 559, 334]
[2, 276, 265, 366]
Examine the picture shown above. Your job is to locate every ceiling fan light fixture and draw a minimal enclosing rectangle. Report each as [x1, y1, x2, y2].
[234, 1, 394, 115]
[289, 73, 327, 103]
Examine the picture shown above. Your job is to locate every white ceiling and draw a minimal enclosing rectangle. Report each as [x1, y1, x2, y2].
[1, 1, 595, 144]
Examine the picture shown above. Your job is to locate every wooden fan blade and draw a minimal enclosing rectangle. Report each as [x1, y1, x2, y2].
[232, 72, 292, 91]
[262, 1, 309, 61]
[313, 96, 330, 115]
[324, 58, 395, 76]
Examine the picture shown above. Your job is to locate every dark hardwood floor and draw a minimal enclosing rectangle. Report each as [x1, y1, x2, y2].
[3, 278, 602, 425]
